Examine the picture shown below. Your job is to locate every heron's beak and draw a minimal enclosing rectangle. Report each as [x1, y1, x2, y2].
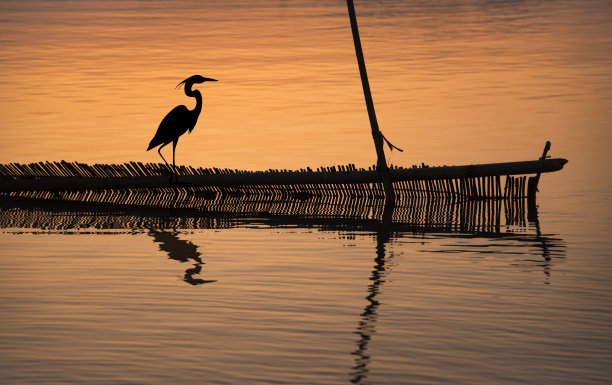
[176, 76, 218, 89]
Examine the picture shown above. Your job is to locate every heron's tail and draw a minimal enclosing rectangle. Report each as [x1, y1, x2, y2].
[147, 136, 163, 151]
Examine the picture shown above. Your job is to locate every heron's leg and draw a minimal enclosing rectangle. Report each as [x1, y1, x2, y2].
[157, 143, 174, 180]
[157, 143, 172, 169]
[172, 139, 179, 183]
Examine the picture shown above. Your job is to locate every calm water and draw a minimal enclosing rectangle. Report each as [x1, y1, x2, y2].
[1, 0, 612, 384]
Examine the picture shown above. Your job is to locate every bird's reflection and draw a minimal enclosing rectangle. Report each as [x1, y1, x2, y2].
[148, 229, 216, 285]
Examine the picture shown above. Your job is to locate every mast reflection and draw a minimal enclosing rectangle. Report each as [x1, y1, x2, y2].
[349, 202, 394, 384]
[348, 200, 564, 383]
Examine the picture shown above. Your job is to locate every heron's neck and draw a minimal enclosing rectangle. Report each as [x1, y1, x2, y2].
[184, 84, 203, 116]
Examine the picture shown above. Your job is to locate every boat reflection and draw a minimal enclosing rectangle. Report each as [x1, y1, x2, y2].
[0, 194, 565, 281]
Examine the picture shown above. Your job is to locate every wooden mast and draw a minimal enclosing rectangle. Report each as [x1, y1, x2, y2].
[345, 0, 395, 204]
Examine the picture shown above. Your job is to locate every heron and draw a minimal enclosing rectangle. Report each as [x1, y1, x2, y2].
[147, 74, 217, 181]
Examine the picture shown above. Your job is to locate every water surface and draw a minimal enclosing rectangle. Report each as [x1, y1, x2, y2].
[1, 1, 611, 384]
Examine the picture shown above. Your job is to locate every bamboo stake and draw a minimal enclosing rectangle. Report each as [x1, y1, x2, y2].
[527, 141, 552, 201]
[346, 0, 395, 204]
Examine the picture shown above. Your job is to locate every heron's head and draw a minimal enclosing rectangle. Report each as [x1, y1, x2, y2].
[176, 74, 218, 89]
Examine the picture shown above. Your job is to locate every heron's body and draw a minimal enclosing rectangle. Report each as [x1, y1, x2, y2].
[147, 75, 216, 180]
[147, 105, 198, 151]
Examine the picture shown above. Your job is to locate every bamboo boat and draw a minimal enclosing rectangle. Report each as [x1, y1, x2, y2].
[0, 156, 567, 201]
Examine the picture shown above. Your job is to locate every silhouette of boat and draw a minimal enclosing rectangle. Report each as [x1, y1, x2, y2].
[0, 154, 566, 201]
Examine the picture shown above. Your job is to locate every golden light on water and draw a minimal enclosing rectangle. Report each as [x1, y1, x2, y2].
[1, 0, 610, 174]
[1, 2, 612, 384]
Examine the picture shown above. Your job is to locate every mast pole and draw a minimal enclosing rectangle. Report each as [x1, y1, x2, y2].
[346, 0, 395, 204]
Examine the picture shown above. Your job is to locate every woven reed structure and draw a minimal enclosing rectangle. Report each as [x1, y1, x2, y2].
[0, 156, 567, 200]
[0, 192, 540, 233]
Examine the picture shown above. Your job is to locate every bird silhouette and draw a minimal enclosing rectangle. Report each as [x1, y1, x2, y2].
[147, 74, 217, 181]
